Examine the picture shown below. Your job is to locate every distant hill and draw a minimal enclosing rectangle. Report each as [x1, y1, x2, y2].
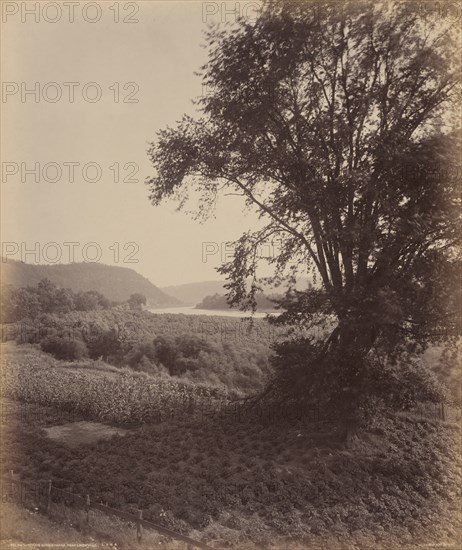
[0, 259, 181, 307]
[162, 277, 313, 306]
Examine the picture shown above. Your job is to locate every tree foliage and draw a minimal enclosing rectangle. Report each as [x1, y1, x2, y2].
[40, 335, 89, 361]
[147, 1, 461, 425]
[128, 293, 147, 310]
[1, 279, 111, 322]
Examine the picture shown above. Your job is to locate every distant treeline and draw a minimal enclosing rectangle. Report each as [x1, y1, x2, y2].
[0, 279, 148, 324]
[1, 279, 112, 322]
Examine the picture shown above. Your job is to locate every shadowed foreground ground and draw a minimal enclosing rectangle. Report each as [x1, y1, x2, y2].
[1, 345, 461, 549]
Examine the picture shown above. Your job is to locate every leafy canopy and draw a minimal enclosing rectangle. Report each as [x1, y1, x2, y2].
[147, 2, 461, 360]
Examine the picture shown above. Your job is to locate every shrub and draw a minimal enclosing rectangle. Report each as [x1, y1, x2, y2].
[40, 336, 89, 361]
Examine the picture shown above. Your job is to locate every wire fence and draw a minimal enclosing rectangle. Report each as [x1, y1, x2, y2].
[1, 473, 217, 550]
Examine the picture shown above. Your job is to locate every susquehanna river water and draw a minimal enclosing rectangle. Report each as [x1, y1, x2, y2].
[148, 306, 277, 318]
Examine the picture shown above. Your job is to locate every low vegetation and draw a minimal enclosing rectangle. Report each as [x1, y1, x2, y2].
[1, 343, 461, 549]
[1, 397, 460, 548]
[2, 302, 285, 393]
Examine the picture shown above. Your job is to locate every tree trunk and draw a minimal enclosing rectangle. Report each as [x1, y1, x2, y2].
[335, 319, 376, 448]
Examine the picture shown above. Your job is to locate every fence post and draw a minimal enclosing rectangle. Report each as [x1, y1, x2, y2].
[86, 494, 91, 524]
[9, 470, 15, 504]
[137, 509, 143, 542]
[46, 480, 52, 514]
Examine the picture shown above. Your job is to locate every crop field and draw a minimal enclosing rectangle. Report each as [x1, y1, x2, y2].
[1, 343, 230, 425]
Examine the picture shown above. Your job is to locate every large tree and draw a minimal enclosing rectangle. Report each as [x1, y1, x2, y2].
[147, 1, 461, 442]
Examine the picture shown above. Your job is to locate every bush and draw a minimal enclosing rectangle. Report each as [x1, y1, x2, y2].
[40, 336, 89, 361]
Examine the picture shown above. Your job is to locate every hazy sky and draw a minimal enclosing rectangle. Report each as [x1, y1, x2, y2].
[1, 1, 265, 286]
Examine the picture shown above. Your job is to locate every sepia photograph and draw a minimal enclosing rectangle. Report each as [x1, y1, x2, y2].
[1, 1, 461, 549]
